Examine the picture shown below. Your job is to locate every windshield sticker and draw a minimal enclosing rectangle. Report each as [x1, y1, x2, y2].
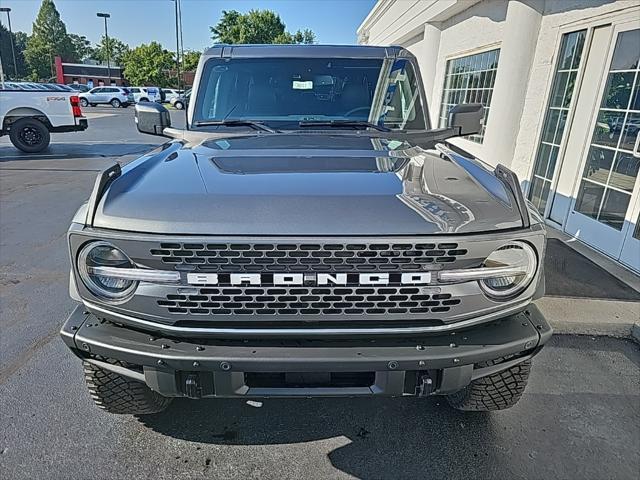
[292, 80, 313, 90]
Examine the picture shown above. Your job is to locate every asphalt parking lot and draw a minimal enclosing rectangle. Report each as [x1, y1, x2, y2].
[0, 107, 639, 480]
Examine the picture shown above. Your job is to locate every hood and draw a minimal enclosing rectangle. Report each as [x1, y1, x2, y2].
[93, 134, 521, 235]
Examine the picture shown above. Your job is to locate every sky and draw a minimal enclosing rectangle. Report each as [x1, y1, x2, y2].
[0, 0, 376, 51]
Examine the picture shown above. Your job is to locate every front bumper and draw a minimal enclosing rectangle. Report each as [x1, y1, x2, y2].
[60, 304, 551, 398]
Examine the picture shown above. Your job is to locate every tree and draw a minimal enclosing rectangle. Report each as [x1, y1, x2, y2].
[210, 9, 315, 44]
[274, 29, 316, 45]
[0, 25, 28, 79]
[93, 35, 130, 66]
[68, 33, 92, 62]
[122, 42, 174, 86]
[181, 50, 201, 72]
[24, 0, 74, 80]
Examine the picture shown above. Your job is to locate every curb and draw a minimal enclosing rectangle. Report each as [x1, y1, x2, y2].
[535, 298, 639, 342]
[549, 319, 637, 340]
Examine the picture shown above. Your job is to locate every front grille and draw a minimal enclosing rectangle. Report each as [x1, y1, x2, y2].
[157, 286, 461, 317]
[150, 242, 468, 273]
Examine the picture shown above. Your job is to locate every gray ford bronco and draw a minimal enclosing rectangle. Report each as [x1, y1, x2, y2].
[60, 45, 551, 415]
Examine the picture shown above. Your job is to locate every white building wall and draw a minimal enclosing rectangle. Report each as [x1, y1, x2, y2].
[430, 0, 510, 160]
[358, 0, 638, 176]
[510, 0, 640, 220]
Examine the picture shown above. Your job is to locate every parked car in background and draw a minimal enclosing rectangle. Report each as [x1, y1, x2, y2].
[129, 86, 162, 103]
[161, 88, 183, 103]
[0, 82, 87, 152]
[67, 84, 91, 93]
[79, 87, 133, 108]
[44, 83, 75, 92]
[1, 82, 72, 92]
[170, 88, 190, 110]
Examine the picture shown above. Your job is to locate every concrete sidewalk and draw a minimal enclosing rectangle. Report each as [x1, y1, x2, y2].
[539, 228, 640, 340]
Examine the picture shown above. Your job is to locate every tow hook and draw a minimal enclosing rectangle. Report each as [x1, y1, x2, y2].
[184, 373, 202, 399]
[417, 374, 435, 397]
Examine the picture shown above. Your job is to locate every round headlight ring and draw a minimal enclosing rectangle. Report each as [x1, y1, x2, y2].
[77, 241, 138, 302]
[479, 241, 537, 300]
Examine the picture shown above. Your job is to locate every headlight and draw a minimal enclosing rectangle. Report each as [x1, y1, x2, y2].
[479, 241, 537, 299]
[77, 242, 138, 301]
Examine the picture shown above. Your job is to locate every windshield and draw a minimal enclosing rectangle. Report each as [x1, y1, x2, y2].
[193, 57, 427, 130]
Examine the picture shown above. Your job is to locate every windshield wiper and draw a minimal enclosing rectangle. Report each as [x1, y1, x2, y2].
[193, 119, 277, 133]
[298, 120, 390, 132]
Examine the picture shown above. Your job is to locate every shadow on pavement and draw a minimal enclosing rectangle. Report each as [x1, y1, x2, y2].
[544, 238, 640, 301]
[0, 142, 157, 162]
[138, 396, 500, 478]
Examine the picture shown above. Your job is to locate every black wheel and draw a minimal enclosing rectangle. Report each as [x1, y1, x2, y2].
[110, 98, 121, 108]
[79, 98, 89, 107]
[83, 359, 172, 415]
[446, 357, 532, 411]
[140, 97, 149, 103]
[9, 117, 51, 153]
[174, 101, 184, 110]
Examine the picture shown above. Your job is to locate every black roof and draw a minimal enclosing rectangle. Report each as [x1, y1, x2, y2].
[203, 44, 410, 59]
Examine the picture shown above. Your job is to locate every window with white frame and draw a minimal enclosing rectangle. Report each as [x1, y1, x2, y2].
[528, 30, 587, 214]
[438, 48, 500, 143]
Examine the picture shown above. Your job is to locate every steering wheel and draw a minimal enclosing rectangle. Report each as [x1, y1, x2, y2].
[343, 106, 371, 117]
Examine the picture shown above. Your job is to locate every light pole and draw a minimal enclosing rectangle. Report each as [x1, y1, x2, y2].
[0, 7, 18, 79]
[172, 0, 181, 90]
[97, 12, 111, 85]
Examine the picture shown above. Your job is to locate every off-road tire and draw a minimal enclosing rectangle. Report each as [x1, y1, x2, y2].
[83, 359, 172, 415]
[174, 100, 184, 110]
[110, 98, 121, 108]
[446, 357, 531, 411]
[79, 98, 89, 107]
[9, 117, 50, 153]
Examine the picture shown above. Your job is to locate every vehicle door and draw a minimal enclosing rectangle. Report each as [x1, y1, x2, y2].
[129, 88, 142, 102]
[104, 87, 119, 102]
[87, 88, 103, 103]
[147, 87, 160, 102]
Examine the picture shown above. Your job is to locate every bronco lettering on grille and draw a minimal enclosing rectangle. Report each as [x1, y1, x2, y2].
[186, 272, 432, 286]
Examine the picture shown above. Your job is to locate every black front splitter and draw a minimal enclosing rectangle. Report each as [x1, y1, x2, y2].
[60, 304, 551, 397]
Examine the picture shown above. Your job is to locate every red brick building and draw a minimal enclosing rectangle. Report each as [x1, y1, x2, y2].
[55, 56, 125, 87]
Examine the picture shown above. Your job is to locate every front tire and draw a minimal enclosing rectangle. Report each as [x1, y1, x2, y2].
[79, 98, 89, 107]
[83, 360, 172, 415]
[446, 357, 531, 411]
[9, 118, 51, 153]
[174, 101, 184, 110]
[110, 98, 121, 108]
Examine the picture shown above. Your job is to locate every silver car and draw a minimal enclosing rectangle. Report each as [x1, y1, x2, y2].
[79, 87, 134, 108]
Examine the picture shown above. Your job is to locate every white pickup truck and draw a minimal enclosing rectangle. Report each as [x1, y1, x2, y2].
[0, 83, 88, 153]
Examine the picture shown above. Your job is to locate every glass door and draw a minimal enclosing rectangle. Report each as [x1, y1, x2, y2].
[565, 21, 640, 271]
[619, 195, 640, 271]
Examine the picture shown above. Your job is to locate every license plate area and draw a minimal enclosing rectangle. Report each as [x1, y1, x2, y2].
[244, 371, 376, 389]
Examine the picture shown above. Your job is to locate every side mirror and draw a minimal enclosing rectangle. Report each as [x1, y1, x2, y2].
[135, 102, 171, 136]
[448, 103, 484, 136]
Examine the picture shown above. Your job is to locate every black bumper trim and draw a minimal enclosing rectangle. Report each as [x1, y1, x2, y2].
[61, 305, 551, 397]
